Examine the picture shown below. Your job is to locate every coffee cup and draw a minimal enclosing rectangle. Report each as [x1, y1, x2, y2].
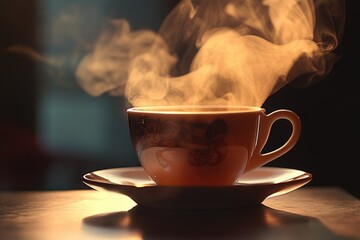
[126, 105, 301, 186]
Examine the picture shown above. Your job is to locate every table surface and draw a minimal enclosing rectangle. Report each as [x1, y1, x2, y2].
[0, 186, 359, 240]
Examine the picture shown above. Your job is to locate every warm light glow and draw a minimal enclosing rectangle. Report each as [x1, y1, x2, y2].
[76, 0, 344, 107]
[15, 191, 139, 240]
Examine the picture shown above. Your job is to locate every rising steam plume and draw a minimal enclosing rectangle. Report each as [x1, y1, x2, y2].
[76, 0, 345, 107]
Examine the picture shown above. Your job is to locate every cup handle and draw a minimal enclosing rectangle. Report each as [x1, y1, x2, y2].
[244, 109, 301, 173]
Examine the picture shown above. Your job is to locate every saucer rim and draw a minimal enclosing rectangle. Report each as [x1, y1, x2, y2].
[82, 166, 312, 209]
[82, 166, 312, 189]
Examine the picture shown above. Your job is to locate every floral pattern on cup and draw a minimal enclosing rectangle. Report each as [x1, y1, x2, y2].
[129, 116, 228, 166]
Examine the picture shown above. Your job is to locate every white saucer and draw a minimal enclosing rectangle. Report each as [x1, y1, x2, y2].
[83, 166, 312, 209]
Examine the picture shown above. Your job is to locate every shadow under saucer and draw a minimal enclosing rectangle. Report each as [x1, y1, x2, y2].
[82, 205, 348, 240]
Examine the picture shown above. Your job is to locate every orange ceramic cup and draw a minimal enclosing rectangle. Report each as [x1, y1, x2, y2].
[127, 106, 301, 186]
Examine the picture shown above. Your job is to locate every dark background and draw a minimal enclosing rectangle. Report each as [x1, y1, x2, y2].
[0, 0, 359, 198]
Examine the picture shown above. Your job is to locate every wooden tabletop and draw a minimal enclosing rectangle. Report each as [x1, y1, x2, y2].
[0, 186, 359, 240]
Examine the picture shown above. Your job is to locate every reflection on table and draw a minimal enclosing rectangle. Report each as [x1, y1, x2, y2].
[0, 187, 359, 240]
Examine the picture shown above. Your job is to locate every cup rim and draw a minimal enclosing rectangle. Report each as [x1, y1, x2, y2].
[126, 105, 265, 114]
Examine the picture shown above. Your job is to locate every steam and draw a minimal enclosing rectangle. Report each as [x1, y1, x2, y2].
[76, 0, 345, 107]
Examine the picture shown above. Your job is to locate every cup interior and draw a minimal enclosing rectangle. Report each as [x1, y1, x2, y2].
[126, 105, 263, 114]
